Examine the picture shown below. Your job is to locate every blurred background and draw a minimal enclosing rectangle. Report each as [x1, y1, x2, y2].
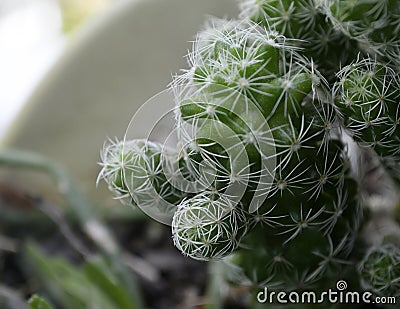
[0, 0, 239, 308]
[0, 0, 111, 140]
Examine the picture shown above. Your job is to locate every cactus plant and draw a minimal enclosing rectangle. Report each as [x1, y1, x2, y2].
[98, 0, 399, 306]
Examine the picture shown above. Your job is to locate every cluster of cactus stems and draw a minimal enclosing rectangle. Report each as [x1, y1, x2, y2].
[98, 0, 400, 302]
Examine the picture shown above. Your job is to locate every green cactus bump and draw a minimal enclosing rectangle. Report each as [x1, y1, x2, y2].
[359, 244, 400, 298]
[98, 139, 187, 222]
[333, 57, 400, 184]
[172, 192, 249, 260]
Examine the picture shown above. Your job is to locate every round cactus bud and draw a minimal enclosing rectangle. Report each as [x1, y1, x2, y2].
[98, 139, 186, 223]
[359, 244, 400, 298]
[333, 57, 400, 183]
[172, 192, 249, 260]
[174, 19, 287, 107]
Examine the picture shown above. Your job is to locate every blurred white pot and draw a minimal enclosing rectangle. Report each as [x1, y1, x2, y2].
[0, 0, 237, 206]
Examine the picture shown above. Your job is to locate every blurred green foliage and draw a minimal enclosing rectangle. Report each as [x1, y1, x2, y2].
[25, 243, 144, 309]
[0, 150, 145, 309]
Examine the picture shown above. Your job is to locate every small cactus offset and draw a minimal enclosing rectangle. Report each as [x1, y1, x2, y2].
[333, 58, 400, 184]
[359, 244, 400, 298]
[98, 139, 188, 223]
[98, 0, 400, 306]
[172, 191, 249, 260]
